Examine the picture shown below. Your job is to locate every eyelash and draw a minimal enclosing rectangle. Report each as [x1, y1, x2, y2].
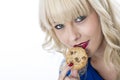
[54, 16, 86, 30]
[55, 24, 64, 30]
[74, 16, 86, 23]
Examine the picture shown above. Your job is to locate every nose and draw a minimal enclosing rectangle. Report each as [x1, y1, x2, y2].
[66, 23, 81, 42]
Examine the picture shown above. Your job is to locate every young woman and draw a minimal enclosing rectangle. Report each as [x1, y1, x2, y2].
[39, 0, 120, 80]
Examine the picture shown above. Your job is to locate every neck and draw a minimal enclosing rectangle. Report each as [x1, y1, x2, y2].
[92, 38, 106, 60]
[90, 39, 117, 80]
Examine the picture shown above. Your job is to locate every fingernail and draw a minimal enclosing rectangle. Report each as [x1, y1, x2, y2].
[68, 62, 73, 67]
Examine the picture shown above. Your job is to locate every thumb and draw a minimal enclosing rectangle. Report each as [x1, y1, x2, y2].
[71, 69, 79, 77]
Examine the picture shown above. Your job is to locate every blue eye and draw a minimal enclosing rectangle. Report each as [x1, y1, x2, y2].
[55, 24, 64, 29]
[75, 16, 86, 23]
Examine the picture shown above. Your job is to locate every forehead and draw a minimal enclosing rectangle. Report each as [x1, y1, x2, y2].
[45, 0, 92, 24]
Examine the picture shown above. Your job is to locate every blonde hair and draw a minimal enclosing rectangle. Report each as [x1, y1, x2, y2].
[88, 0, 120, 79]
[39, 0, 120, 79]
[39, 0, 92, 53]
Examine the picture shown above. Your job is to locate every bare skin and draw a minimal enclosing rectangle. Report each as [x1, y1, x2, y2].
[91, 56, 117, 80]
[54, 11, 117, 80]
[90, 39, 117, 80]
[58, 64, 79, 80]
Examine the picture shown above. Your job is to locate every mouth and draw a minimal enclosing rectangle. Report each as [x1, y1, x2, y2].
[74, 40, 89, 49]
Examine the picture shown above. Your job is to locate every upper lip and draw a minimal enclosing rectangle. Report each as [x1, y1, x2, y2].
[73, 40, 89, 49]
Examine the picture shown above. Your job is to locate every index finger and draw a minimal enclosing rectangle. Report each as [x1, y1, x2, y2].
[58, 65, 72, 80]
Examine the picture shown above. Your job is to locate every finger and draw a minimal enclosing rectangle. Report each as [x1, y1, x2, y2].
[69, 76, 80, 80]
[64, 76, 80, 80]
[71, 69, 79, 77]
[58, 65, 72, 80]
[66, 69, 71, 76]
[64, 76, 70, 80]
[65, 62, 74, 76]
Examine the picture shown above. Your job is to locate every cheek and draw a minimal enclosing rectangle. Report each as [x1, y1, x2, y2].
[82, 19, 101, 36]
[87, 26, 101, 36]
[84, 23, 103, 54]
[54, 30, 68, 45]
[82, 11, 101, 36]
[55, 31, 62, 41]
[80, 25, 101, 37]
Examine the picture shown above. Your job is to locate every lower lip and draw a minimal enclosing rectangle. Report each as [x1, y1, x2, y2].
[74, 40, 89, 49]
[81, 40, 89, 49]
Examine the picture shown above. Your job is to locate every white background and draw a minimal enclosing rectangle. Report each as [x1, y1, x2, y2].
[0, 0, 120, 80]
[0, 0, 64, 80]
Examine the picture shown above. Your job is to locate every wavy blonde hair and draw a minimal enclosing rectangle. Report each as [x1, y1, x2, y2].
[39, 0, 120, 79]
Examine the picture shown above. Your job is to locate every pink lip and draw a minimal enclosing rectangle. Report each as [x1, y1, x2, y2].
[74, 40, 89, 49]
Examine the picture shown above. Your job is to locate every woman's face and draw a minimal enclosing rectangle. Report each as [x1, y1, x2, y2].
[52, 11, 105, 57]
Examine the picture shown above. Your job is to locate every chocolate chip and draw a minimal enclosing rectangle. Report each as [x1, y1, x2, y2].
[82, 56, 86, 60]
[70, 51, 74, 55]
[75, 57, 80, 63]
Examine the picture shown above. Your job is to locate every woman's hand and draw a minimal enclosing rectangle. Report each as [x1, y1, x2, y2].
[58, 63, 80, 80]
